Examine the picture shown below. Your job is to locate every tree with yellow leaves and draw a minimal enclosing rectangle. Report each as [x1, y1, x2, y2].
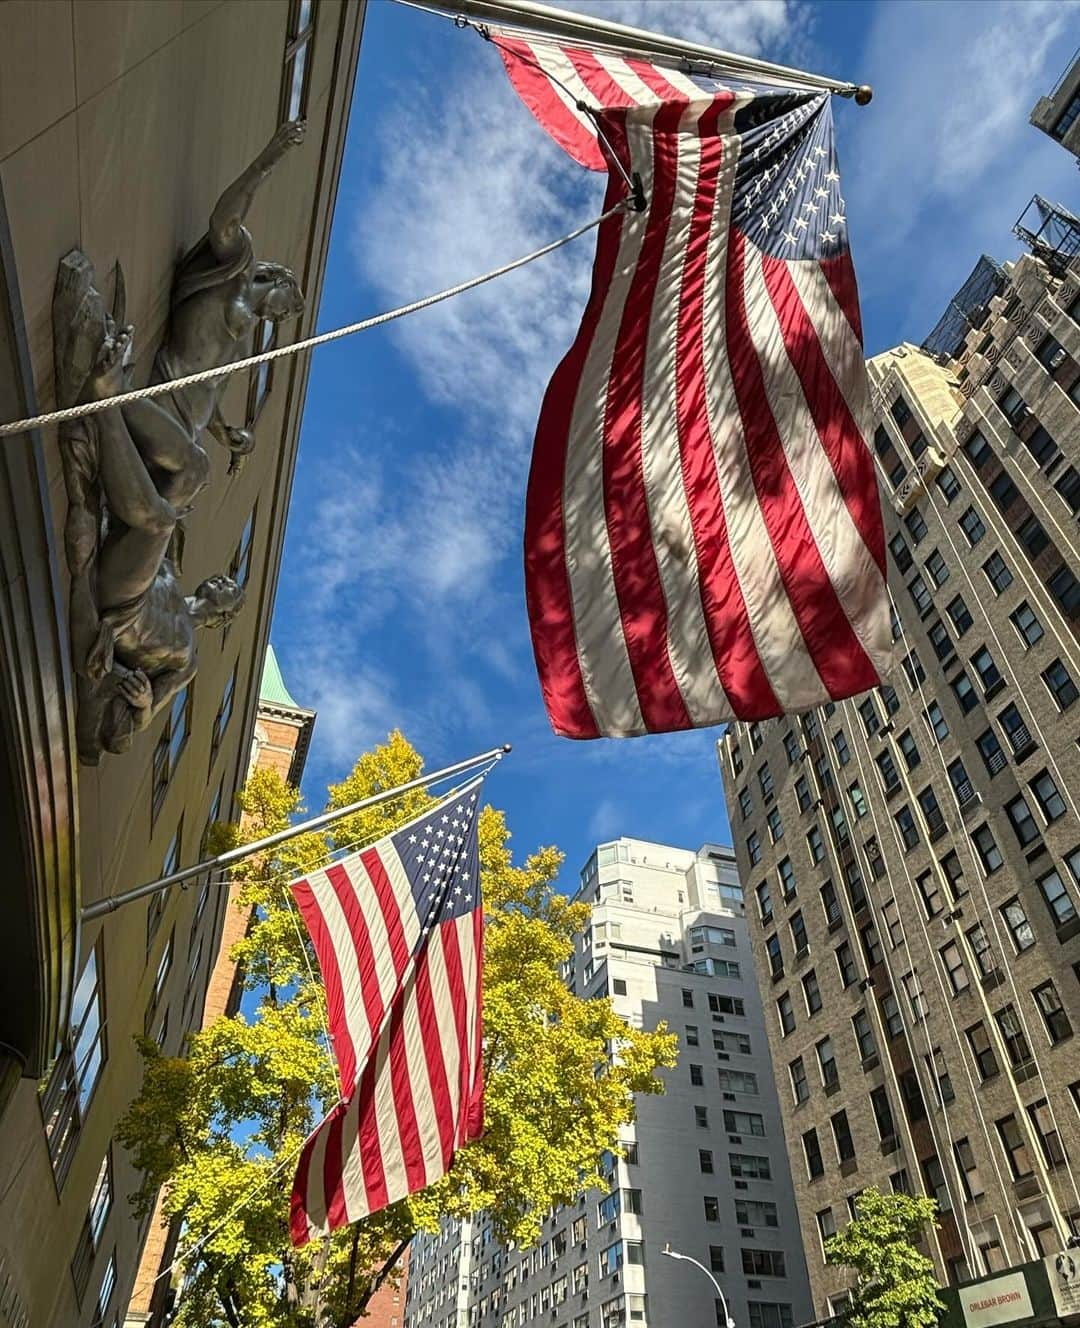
[118, 733, 677, 1327]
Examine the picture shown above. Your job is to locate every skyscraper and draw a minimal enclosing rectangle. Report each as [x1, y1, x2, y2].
[1030, 49, 1080, 160]
[406, 838, 812, 1328]
[718, 241, 1080, 1318]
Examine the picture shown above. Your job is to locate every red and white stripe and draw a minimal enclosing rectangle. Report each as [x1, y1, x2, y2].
[290, 908, 483, 1245]
[504, 39, 891, 737]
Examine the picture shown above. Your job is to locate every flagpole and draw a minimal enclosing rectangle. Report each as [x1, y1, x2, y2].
[81, 744, 512, 922]
[401, 0, 872, 103]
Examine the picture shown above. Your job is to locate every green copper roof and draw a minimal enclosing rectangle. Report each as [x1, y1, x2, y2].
[260, 643, 301, 709]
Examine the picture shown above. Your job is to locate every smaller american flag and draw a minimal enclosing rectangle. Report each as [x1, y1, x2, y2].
[289, 780, 485, 1245]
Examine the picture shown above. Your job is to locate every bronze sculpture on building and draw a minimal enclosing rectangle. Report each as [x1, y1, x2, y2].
[52, 121, 307, 764]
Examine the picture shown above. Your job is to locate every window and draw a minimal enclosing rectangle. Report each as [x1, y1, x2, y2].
[882, 897, 903, 948]
[1029, 1098, 1066, 1169]
[853, 1008, 876, 1060]
[940, 941, 969, 994]
[1001, 897, 1035, 952]
[860, 922, 883, 968]
[749, 722, 763, 750]
[901, 970, 927, 1022]
[95, 1250, 117, 1328]
[880, 991, 903, 1039]
[966, 1021, 998, 1080]
[996, 1114, 1033, 1180]
[795, 774, 811, 812]
[1005, 794, 1039, 847]
[149, 824, 181, 950]
[875, 750, 900, 795]
[1025, 423, 1061, 469]
[737, 1199, 779, 1231]
[831, 1110, 855, 1164]
[908, 574, 932, 616]
[685, 1024, 699, 1047]
[951, 671, 977, 713]
[1010, 601, 1044, 649]
[964, 429, 992, 467]
[732, 743, 743, 774]
[941, 850, 965, 898]
[690, 1063, 704, 1087]
[889, 457, 908, 487]
[836, 942, 858, 989]
[807, 826, 825, 865]
[833, 730, 851, 767]
[1053, 533, 1080, 598]
[820, 879, 841, 927]
[891, 397, 911, 425]
[1017, 514, 1049, 560]
[747, 832, 761, 866]
[281, 0, 317, 121]
[724, 1109, 765, 1137]
[971, 646, 1003, 695]
[977, 726, 1006, 776]
[1033, 981, 1072, 1044]
[767, 807, 783, 843]
[210, 663, 238, 768]
[882, 684, 901, 718]
[1056, 465, 1080, 514]
[759, 762, 775, 801]
[703, 1195, 720, 1222]
[742, 1249, 786, 1279]
[1044, 658, 1078, 711]
[994, 1004, 1032, 1070]
[817, 1037, 838, 1090]
[959, 506, 986, 545]
[895, 804, 919, 850]
[730, 1153, 771, 1180]
[71, 1150, 113, 1305]
[802, 1127, 824, 1179]
[756, 880, 773, 924]
[790, 1057, 809, 1105]
[972, 823, 1003, 873]
[1037, 867, 1077, 927]
[901, 650, 926, 690]
[890, 533, 913, 573]
[947, 757, 976, 807]
[709, 993, 745, 1017]
[790, 911, 808, 956]
[946, 595, 973, 637]
[897, 729, 921, 771]
[694, 1104, 710, 1129]
[998, 385, 1028, 429]
[815, 754, 836, 793]
[709, 1245, 724, 1274]
[937, 466, 961, 502]
[803, 969, 822, 1015]
[783, 729, 799, 764]
[924, 700, 949, 740]
[916, 870, 942, 918]
[982, 551, 1013, 594]
[927, 618, 953, 663]
[152, 686, 192, 815]
[739, 788, 753, 820]
[42, 942, 106, 1183]
[865, 834, 886, 881]
[682, 989, 695, 1009]
[966, 923, 997, 979]
[1030, 769, 1066, 822]
[777, 993, 795, 1035]
[905, 508, 928, 544]
[925, 549, 949, 588]
[927, 1046, 955, 1106]
[954, 1137, 984, 1201]
[145, 928, 174, 1042]
[246, 316, 276, 424]
[859, 697, 880, 737]
[922, 1154, 953, 1213]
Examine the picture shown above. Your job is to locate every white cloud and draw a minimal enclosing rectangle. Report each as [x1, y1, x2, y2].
[299, 654, 404, 769]
[588, 796, 623, 841]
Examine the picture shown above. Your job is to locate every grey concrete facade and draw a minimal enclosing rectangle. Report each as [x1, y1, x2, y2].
[1030, 50, 1080, 160]
[0, 4, 362, 1326]
[718, 249, 1080, 1319]
[406, 839, 812, 1328]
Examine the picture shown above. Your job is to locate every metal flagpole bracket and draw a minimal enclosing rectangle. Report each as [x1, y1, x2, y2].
[81, 743, 513, 922]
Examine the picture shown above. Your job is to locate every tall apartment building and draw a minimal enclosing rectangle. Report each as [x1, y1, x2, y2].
[1030, 49, 1080, 160]
[125, 644, 315, 1326]
[406, 839, 812, 1328]
[718, 242, 1080, 1320]
[0, 4, 363, 1325]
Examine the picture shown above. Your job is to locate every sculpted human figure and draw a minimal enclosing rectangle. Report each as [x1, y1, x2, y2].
[52, 122, 305, 762]
[120, 118, 307, 500]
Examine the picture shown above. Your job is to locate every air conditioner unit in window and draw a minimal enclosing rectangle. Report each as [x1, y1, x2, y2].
[1050, 347, 1067, 369]
[723, 1092, 736, 1101]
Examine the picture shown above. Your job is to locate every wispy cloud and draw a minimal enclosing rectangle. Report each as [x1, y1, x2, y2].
[588, 797, 623, 842]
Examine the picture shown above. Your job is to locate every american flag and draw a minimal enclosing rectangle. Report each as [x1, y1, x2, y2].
[289, 781, 485, 1245]
[496, 35, 891, 739]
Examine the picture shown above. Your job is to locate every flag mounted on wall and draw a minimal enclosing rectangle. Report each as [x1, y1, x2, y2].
[498, 35, 892, 739]
[289, 780, 485, 1245]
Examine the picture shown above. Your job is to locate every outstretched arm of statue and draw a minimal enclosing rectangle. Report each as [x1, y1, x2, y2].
[207, 402, 256, 474]
[209, 119, 307, 262]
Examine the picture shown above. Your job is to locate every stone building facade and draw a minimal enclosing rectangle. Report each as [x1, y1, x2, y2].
[406, 839, 812, 1328]
[717, 246, 1080, 1319]
[1030, 49, 1080, 160]
[0, 4, 363, 1325]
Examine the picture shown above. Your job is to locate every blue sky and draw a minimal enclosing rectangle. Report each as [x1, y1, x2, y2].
[270, 0, 1079, 888]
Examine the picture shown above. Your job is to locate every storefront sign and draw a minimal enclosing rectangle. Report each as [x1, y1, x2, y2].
[1046, 1250, 1080, 1318]
[961, 1270, 1033, 1327]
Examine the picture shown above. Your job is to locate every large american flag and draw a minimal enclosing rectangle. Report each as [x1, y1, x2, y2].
[289, 781, 484, 1245]
[496, 34, 891, 739]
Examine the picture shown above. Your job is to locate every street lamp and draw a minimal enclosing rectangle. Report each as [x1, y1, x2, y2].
[661, 1243, 735, 1328]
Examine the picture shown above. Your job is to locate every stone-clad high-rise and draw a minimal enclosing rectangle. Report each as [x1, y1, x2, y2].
[718, 226, 1080, 1319]
[406, 838, 812, 1328]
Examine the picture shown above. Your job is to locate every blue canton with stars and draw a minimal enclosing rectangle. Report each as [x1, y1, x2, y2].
[390, 780, 483, 952]
[682, 77, 849, 263]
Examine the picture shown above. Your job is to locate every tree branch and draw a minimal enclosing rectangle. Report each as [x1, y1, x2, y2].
[342, 1235, 413, 1326]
